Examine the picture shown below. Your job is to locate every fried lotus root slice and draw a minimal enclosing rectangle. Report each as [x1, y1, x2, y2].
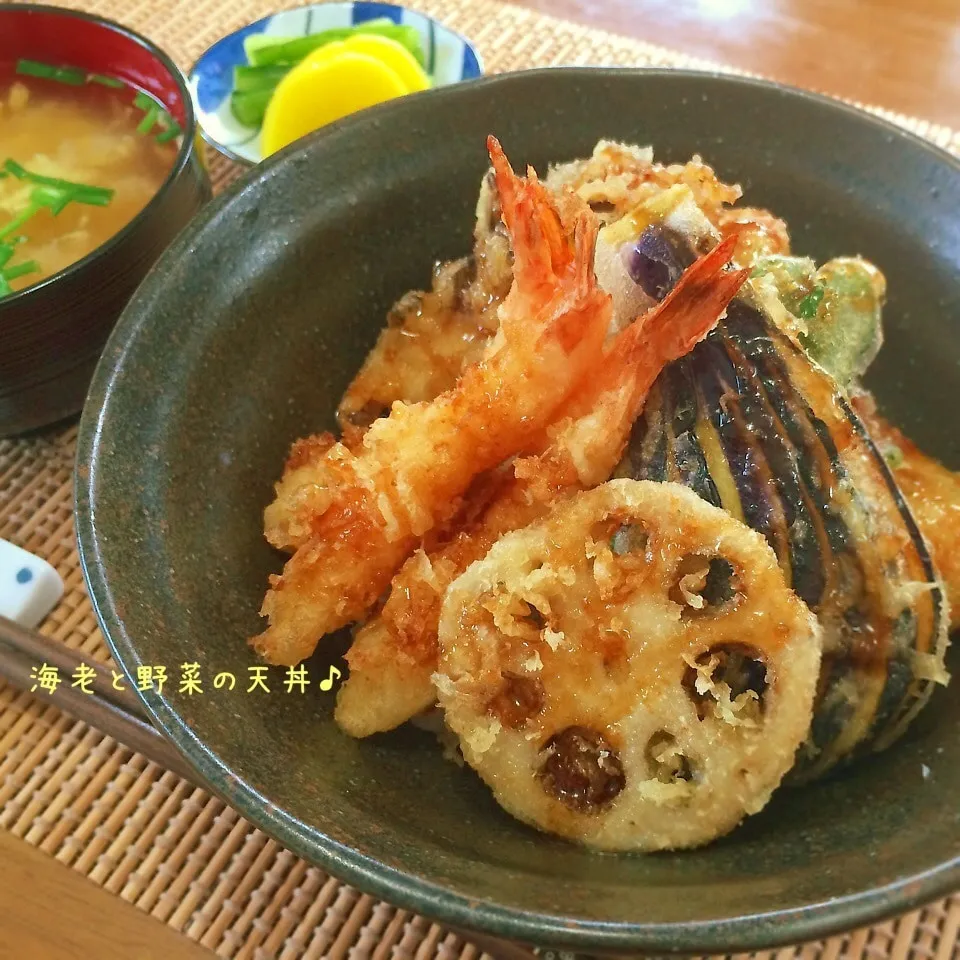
[435, 479, 822, 852]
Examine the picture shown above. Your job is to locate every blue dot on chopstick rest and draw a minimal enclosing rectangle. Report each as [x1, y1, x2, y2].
[16, 567, 33, 585]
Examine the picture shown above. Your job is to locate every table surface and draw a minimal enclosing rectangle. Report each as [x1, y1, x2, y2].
[0, 830, 214, 960]
[5, 0, 958, 957]
[512, 0, 960, 129]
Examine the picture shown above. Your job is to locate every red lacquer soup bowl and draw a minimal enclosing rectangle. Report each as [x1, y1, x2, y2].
[0, 3, 211, 437]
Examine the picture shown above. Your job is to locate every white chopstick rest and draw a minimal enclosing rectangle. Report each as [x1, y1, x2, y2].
[0, 538, 64, 629]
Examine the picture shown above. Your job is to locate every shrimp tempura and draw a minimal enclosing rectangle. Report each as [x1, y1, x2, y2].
[335, 236, 748, 736]
[253, 138, 612, 665]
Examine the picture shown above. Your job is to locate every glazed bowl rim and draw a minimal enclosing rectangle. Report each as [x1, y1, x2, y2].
[75, 66, 960, 955]
[0, 1, 200, 310]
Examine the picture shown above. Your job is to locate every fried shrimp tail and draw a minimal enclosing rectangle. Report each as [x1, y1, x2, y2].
[537, 233, 746, 487]
[253, 140, 612, 665]
[336, 237, 747, 736]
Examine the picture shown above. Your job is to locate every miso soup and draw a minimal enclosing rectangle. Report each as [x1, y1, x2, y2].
[0, 66, 180, 297]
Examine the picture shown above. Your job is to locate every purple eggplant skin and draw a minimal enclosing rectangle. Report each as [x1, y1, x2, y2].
[614, 232, 949, 780]
[622, 224, 689, 299]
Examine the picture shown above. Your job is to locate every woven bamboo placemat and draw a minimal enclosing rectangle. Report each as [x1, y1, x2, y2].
[2, 0, 958, 957]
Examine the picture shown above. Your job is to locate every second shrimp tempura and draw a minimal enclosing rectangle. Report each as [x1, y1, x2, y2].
[253, 137, 612, 665]
[336, 236, 748, 736]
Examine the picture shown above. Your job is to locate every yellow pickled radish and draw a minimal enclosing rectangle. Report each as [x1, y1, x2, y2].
[260, 36, 430, 157]
[335, 34, 430, 93]
[261, 52, 406, 155]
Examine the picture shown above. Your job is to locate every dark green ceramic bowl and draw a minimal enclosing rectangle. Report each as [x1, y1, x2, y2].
[75, 69, 960, 956]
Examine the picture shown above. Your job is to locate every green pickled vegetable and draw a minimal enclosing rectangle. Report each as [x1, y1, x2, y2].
[246, 20, 423, 66]
[233, 64, 291, 93]
[242, 33, 298, 61]
[228, 65, 295, 126]
[268, 22, 426, 67]
[230, 87, 276, 127]
[251, 26, 370, 64]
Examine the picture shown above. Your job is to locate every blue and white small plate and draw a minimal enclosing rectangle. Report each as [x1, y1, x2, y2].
[188, 2, 483, 165]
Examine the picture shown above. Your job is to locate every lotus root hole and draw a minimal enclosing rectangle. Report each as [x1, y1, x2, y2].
[609, 522, 650, 557]
[682, 643, 768, 723]
[644, 731, 694, 784]
[486, 672, 545, 729]
[537, 726, 625, 813]
[670, 555, 738, 614]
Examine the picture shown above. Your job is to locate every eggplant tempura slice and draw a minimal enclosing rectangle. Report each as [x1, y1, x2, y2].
[852, 391, 960, 632]
[615, 226, 950, 779]
[436, 480, 822, 852]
